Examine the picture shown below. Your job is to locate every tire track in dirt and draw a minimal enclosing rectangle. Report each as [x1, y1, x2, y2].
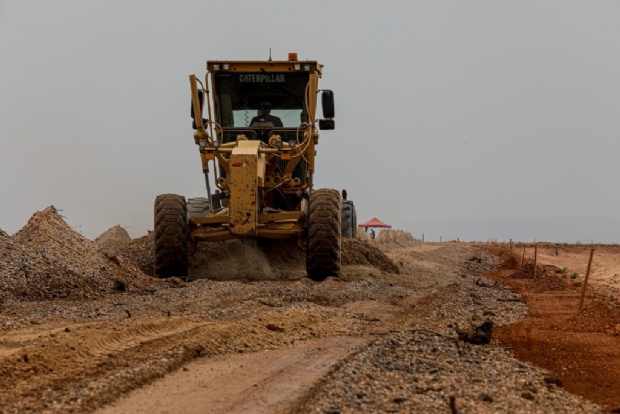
[73, 319, 203, 362]
[0, 304, 362, 414]
[97, 336, 368, 414]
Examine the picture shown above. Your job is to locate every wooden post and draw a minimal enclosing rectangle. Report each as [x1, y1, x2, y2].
[578, 249, 595, 314]
[422, 233, 424, 242]
[520, 247, 526, 269]
[509, 239, 513, 256]
[533, 244, 538, 279]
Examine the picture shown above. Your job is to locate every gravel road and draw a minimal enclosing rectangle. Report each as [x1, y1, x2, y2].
[0, 210, 604, 412]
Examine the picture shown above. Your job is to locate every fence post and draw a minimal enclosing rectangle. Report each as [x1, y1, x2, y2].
[578, 249, 595, 313]
[533, 244, 538, 279]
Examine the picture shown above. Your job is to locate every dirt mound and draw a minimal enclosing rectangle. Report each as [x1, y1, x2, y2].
[3, 206, 161, 301]
[370, 229, 419, 248]
[356, 228, 370, 242]
[0, 230, 36, 302]
[566, 299, 620, 334]
[95, 227, 154, 276]
[509, 263, 569, 291]
[393, 230, 409, 244]
[510, 263, 540, 279]
[375, 229, 393, 244]
[95, 225, 131, 245]
[341, 239, 399, 273]
[501, 254, 521, 270]
[123, 233, 154, 276]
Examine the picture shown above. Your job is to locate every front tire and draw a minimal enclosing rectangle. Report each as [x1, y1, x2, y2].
[306, 189, 342, 281]
[154, 194, 188, 279]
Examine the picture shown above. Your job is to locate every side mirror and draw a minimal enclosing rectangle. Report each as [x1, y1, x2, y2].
[321, 90, 335, 119]
[318, 119, 335, 130]
[191, 89, 204, 118]
[191, 90, 205, 129]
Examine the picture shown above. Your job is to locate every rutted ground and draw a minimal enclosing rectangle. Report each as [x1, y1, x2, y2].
[0, 208, 608, 413]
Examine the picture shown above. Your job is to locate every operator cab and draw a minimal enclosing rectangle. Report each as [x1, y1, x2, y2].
[212, 67, 312, 144]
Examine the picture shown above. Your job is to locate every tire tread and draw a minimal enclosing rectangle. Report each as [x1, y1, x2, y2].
[307, 189, 341, 280]
[154, 194, 188, 278]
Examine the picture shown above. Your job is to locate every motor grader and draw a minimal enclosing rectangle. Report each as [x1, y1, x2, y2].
[154, 53, 357, 281]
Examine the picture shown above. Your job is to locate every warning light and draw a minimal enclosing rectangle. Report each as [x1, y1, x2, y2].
[288, 52, 298, 61]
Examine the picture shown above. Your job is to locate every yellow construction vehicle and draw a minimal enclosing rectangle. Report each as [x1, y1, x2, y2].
[154, 53, 356, 281]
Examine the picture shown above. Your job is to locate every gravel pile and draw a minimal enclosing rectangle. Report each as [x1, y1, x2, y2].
[96, 227, 154, 276]
[94, 225, 132, 244]
[1, 207, 162, 301]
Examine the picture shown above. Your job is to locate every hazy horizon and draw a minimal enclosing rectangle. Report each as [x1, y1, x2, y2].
[3, 208, 620, 246]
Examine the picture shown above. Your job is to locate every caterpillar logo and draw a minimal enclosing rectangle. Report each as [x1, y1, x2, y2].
[239, 74, 285, 83]
[231, 162, 247, 167]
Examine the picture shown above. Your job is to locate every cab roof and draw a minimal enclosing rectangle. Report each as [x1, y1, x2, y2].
[206, 60, 323, 75]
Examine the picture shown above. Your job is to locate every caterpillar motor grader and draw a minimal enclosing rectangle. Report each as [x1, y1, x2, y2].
[154, 53, 357, 281]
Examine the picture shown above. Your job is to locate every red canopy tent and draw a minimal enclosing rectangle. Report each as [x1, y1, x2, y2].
[359, 217, 392, 228]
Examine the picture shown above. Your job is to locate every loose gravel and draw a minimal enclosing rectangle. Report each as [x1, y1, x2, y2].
[297, 329, 599, 414]
[294, 248, 601, 414]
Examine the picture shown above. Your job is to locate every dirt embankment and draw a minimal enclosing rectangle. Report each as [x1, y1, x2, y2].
[487, 247, 620, 410]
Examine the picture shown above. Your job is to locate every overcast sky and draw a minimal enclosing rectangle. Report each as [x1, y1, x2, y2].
[1, 1, 619, 242]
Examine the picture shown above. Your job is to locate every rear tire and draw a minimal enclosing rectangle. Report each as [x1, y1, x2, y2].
[341, 200, 357, 239]
[187, 197, 210, 220]
[154, 194, 188, 279]
[306, 189, 342, 281]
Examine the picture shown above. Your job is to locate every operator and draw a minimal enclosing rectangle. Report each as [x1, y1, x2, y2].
[250, 102, 283, 127]
[300, 111, 309, 123]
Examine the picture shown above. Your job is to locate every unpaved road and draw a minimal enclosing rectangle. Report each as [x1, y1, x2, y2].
[0, 241, 607, 413]
[0, 242, 457, 413]
[99, 336, 367, 414]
